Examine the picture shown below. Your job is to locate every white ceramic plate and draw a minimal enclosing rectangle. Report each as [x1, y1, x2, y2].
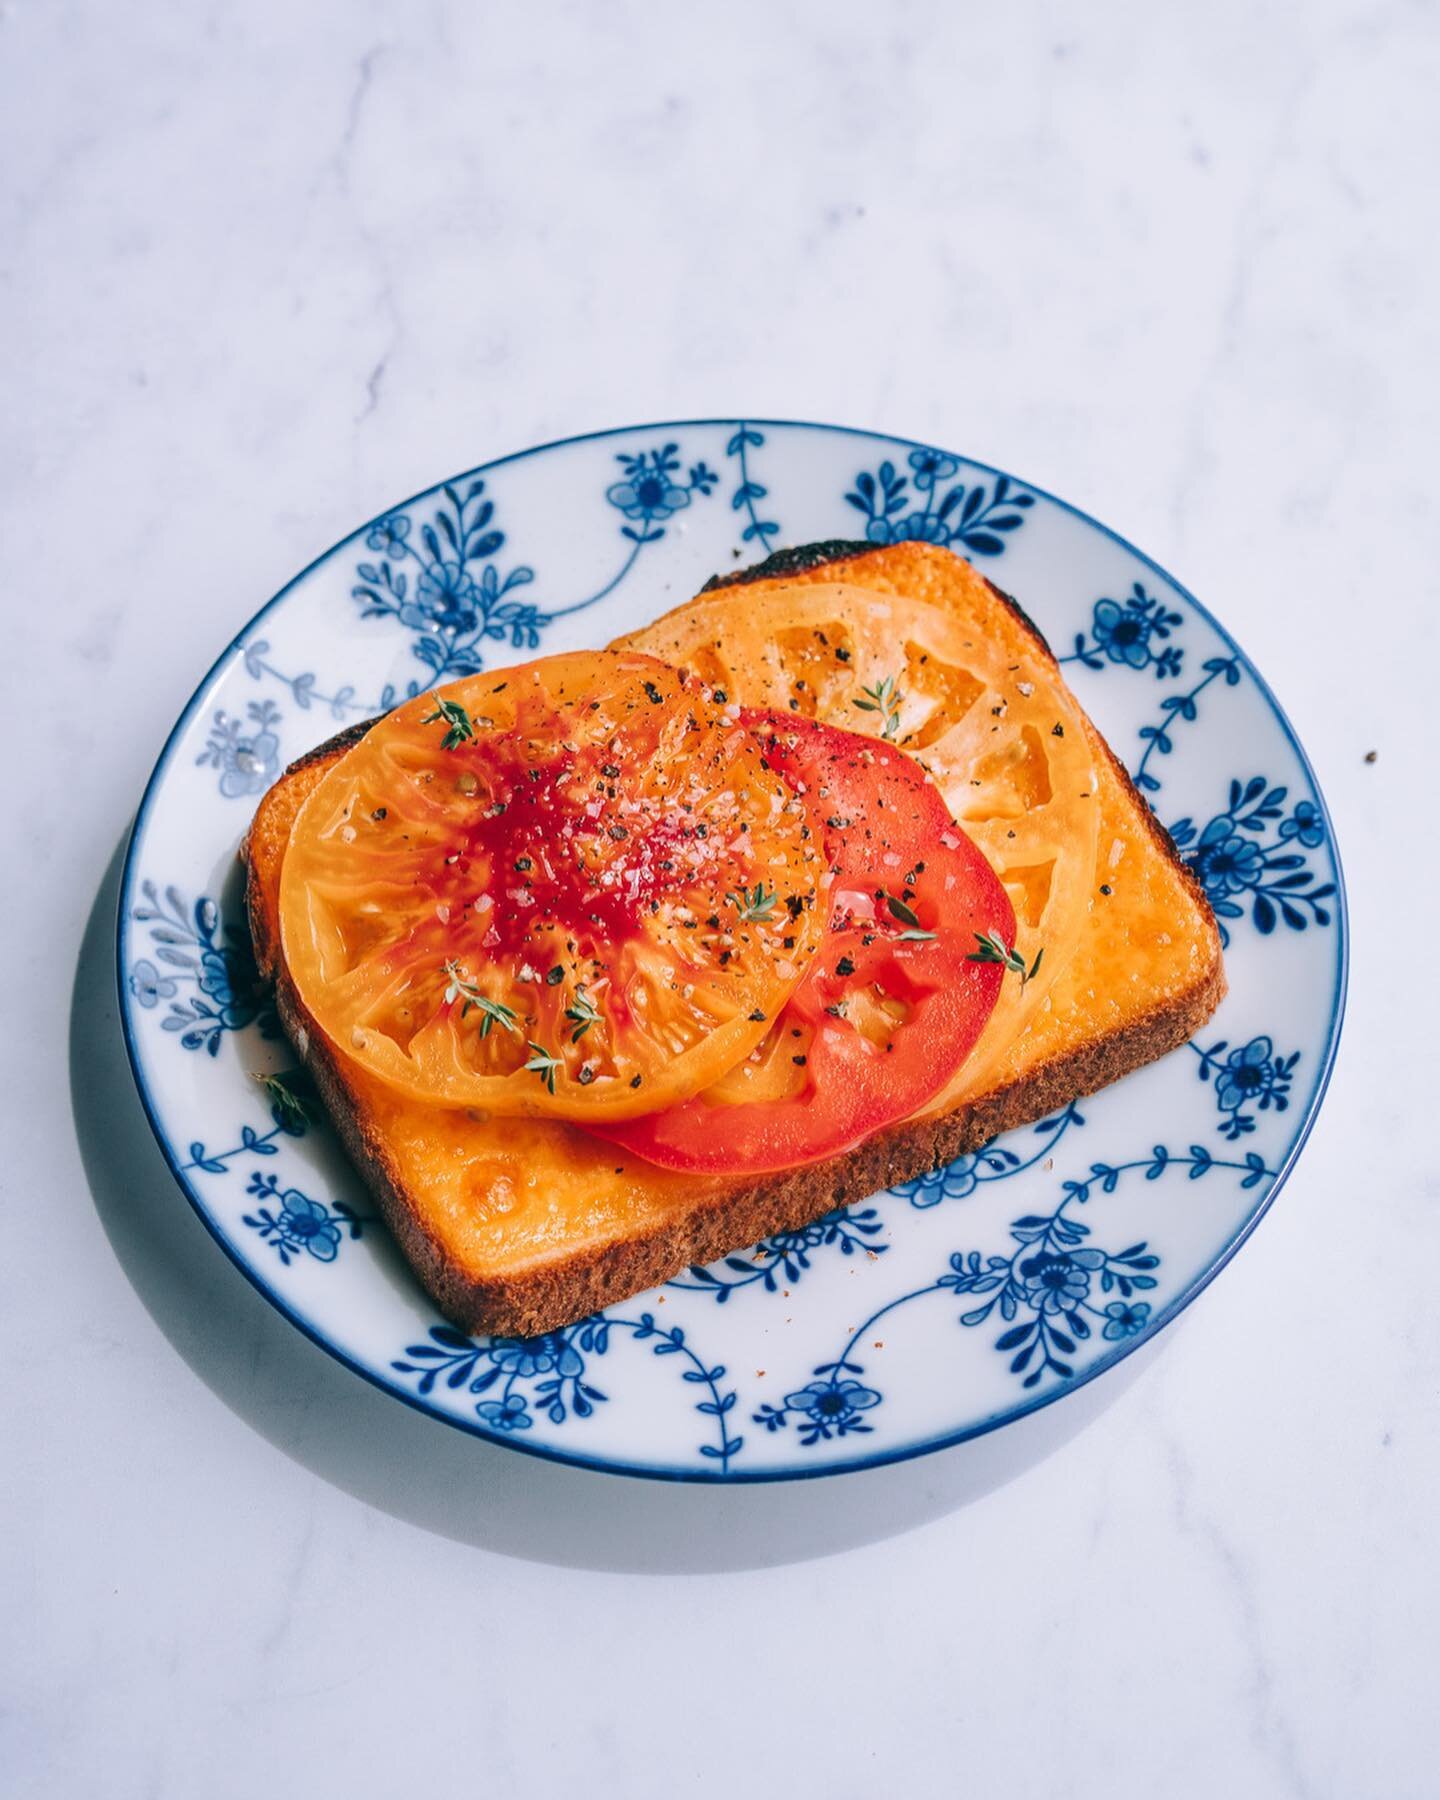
[117, 420, 1346, 1481]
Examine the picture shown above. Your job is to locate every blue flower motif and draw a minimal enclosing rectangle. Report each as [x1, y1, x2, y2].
[195, 946, 262, 1030]
[278, 1190, 342, 1262]
[404, 559, 480, 635]
[197, 701, 282, 799]
[242, 1172, 359, 1265]
[908, 448, 959, 482]
[783, 1377, 878, 1418]
[1189, 817, 1265, 896]
[1067, 585, 1184, 679]
[128, 959, 177, 1008]
[488, 1335, 584, 1380]
[1169, 778, 1335, 943]
[865, 509, 950, 547]
[901, 1151, 982, 1206]
[1018, 1248, 1104, 1313]
[197, 947, 237, 1009]
[365, 513, 411, 555]
[1091, 597, 1153, 669]
[1214, 1036, 1280, 1114]
[783, 1378, 881, 1429]
[845, 461, 1034, 556]
[1280, 799, 1325, 848]
[1192, 1033, 1299, 1139]
[349, 477, 537, 683]
[476, 1395, 532, 1431]
[606, 468, 693, 524]
[1102, 1301, 1151, 1340]
[604, 447, 718, 544]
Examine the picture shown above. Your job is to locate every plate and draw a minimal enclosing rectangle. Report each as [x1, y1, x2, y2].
[117, 420, 1346, 1481]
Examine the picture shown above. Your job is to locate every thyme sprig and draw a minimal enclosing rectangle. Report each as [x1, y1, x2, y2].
[852, 673, 904, 742]
[249, 1070, 313, 1132]
[881, 890, 936, 941]
[443, 960, 520, 1036]
[967, 931, 1045, 988]
[422, 694, 477, 750]
[525, 1042, 562, 1094]
[728, 881, 779, 924]
[564, 986, 601, 1043]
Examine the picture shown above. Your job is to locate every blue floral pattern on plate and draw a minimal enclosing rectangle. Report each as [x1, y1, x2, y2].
[1190, 1036, 1300, 1140]
[1060, 583, 1184, 678]
[243, 1171, 368, 1265]
[196, 701, 283, 797]
[392, 1313, 742, 1468]
[129, 881, 273, 1055]
[243, 440, 719, 713]
[1170, 777, 1336, 944]
[756, 1141, 1271, 1438]
[117, 419, 1346, 1481]
[845, 450, 1035, 555]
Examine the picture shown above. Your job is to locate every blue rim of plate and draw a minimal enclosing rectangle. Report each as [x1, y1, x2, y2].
[114, 418, 1349, 1483]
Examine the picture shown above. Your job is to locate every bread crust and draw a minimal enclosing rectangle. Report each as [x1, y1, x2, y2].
[246, 545, 1226, 1337]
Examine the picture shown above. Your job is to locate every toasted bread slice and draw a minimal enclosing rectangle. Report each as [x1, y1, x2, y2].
[244, 542, 1224, 1337]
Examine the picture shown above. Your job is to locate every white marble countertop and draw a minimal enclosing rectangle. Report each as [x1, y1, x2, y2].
[4, 3, 1435, 1795]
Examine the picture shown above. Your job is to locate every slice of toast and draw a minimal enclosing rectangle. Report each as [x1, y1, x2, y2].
[244, 542, 1224, 1337]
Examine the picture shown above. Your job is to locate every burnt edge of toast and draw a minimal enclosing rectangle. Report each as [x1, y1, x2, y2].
[283, 718, 375, 770]
[701, 538, 876, 589]
[245, 541, 1225, 1338]
[703, 537, 1057, 661]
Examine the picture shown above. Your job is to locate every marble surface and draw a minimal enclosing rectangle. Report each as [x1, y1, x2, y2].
[3, 2, 1436, 1795]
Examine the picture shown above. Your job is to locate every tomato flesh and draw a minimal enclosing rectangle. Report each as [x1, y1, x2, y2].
[278, 654, 827, 1119]
[592, 715, 1015, 1172]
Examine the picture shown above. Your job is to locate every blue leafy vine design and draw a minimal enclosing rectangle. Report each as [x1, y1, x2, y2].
[1060, 584, 1184, 679]
[892, 1106, 1084, 1207]
[242, 1171, 368, 1265]
[1168, 777, 1334, 945]
[844, 450, 1034, 555]
[183, 1089, 309, 1173]
[1190, 1035, 1299, 1139]
[671, 1205, 886, 1304]
[241, 640, 373, 719]
[725, 424, 781, 552]
[393, 1311, 742, 1469]
[1131, 654, 1242, 794]
[756, 1143, 1274, 1441]
[128, 881, 274, 1054]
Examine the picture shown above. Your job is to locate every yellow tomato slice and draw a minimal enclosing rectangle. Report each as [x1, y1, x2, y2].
[279, 651, 827, 1119]
[619, 580, 1101, 1107]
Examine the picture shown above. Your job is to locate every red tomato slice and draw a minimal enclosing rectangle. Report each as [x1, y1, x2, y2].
[591, 714, 1015, 1173]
